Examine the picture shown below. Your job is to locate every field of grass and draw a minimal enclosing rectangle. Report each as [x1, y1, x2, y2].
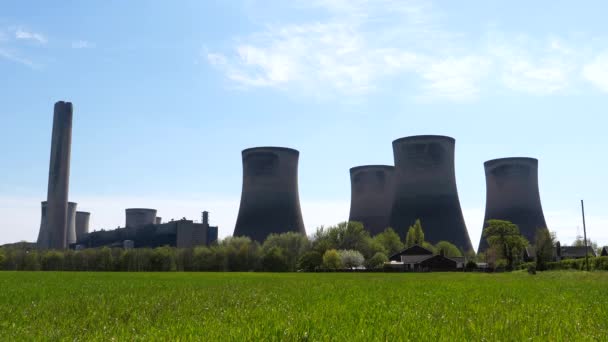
[0, 271, 606, 341]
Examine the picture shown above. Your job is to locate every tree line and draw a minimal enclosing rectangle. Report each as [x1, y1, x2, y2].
[0, 221, 467, 272]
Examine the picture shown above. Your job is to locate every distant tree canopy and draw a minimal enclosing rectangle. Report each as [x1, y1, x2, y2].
[322, 249, 342, 270]
[311, 222, 385, 259]
[405, 219, 425, 248]
[435, 241, 462, 257]
[535, 228, 556, 271]
[483, 219, 528, 270]
[373, 228, 404, 256]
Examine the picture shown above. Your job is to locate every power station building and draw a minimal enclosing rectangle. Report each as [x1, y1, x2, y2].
[233, 147, 306, 243]
[348, 165, 395, 236]
[77, 210, 218, 249]
[478, 157, 549, 252]
[389, 135, 473, 252]
[38, 101, 73, 249]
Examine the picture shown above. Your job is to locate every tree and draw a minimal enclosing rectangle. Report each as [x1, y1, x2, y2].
[322, 249, 342, 270]
[483, 219, 529, 270]
[435, 241, 462, 257]
[261, 247, 289, 272]
[0, 249, 5, 269]
[221, 236, 262, 271]
[572, 235, 598, 255]
[405, 219, 424, 247]
[339, 250, 364, 269]
[298, 251, 323, 271]
[262, 232, 310, 271]
[313, 221, 384, 259]
[535, 228, 556, 271]
[373, 228, 404, 256]
[366, 252, 388, 269]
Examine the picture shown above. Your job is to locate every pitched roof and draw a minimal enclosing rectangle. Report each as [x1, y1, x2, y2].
[389, 244, 434, 260]
[559, 246, 597, 258]
[601, 247, 608, 256]
[400, 255, 433, 264]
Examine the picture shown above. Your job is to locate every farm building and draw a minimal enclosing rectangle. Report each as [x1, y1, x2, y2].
[387, 245, 460, 272]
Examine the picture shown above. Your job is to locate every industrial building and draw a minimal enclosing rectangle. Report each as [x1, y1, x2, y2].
[387, 245, 462, 272]
[478, 157, 549, 252]
[348, 165, 395, 236]
[389, 135, 473, 252]
[76, 211, 218, 249]
[233, 147, 306, 243]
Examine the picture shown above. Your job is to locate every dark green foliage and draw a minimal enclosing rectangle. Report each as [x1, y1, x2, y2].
[150, 246, 176, 272]
[527, 264, 537, 275]
[0, 249, 5, 268]
[535, 228, 555, 271]
[262, 232, 309, 271]
[435, 241, 462, 257]
[366, 252, 388, 269]
[297, 251, 323, 271]
[483, 220, 529, 270]
[261, 247, 289, 272]
[373, 228, 404, 256]
[465, 260, 477, 270]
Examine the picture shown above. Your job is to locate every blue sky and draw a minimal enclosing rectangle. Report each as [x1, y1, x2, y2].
[1, 0, 607, 249]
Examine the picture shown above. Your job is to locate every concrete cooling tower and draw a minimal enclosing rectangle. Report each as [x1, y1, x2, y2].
[125, 208, 158, 228]
[66, 202, 78, 245]
[233, 147, 306, 243]
[348, 165, 395, 236]
[478, 157, 549, 252]
[75, 211, 90, 242]
[36, 201, 48, 247]
[39, 101, 73, 249]
[390, 135, 473, 252]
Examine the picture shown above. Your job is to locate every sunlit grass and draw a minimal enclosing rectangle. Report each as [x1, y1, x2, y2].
[0, 271, 606, 340]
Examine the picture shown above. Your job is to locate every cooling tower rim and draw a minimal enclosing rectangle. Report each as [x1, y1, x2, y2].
[68, 202, 77, 206]
[350, 165, 395, 173]
[485, 157, 538, 167]
[125, 208, 157, 212]
[392, 135, 455, 145]
[242, 146, 299, 155]
[76, 211, 91, 216]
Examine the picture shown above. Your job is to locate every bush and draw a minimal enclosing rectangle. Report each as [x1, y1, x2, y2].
[465, 260, 477, 271]
[366, 252, 388, 270]
[150, 247, 176, 271]
[0, 249, 5, 269]
[339, 250, 364, 269]
[41, 251, 63, 271]
[297, 251, 323, 272]
[527, 264, 537, 275]
[322, 249, 342, 270]
[261, 247, 289, 272]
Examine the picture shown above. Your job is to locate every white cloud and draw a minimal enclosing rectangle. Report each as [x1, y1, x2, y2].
[14, 28, 47, 44]
[582, 52, 608, 92]
[419, 56, 491, 101]
[0, 48, 38, 68]
[209, 1, 608, 100]
[71, 40, 94, 49]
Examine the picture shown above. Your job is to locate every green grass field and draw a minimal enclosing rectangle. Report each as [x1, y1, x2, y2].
[0, 271, 606, 341]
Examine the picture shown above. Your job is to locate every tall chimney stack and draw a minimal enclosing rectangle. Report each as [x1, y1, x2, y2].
[41, 101, 73, 249]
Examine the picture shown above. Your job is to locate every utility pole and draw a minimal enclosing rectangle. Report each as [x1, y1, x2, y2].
[581, 200, 590, 272]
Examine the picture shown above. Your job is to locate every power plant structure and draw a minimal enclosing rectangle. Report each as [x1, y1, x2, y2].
[125, 208, 157, 228]
[390, 135, 473, 252]
[348, 165, 395, 236]
[39, 101, 73, 249]
[233, 147, 306, 243]
[77, 210, 218, 248]
[66, 202, 78, 245]
[75, 211, 90, 242]
[36, 201, 48, 247]
[478, 157, 549, 252]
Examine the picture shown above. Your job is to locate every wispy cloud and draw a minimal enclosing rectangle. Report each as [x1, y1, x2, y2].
[14, 28, 47, 44]
[71, 40, 94, 49]
[0, 48, 38, 68]
[208, 1, 608, 100]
